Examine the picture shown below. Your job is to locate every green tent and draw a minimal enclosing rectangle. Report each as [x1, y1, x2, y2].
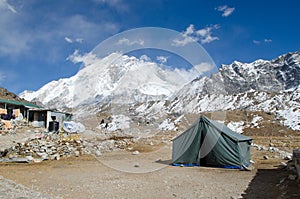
[172, 115, 252, 168]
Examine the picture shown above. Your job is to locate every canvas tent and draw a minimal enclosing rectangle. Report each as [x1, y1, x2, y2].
[172, 115, 252, 168]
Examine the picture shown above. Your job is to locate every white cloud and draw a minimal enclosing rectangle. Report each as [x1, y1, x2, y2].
[0, 1, 120, 59]
[0, 0, 17, 13]
[66, 49, 99, 66]
[172, 36, 196, 47]
[172, 24, 219, 46]
[264, 39, 272, 43]
[75, 38, 84, 43]
[193, 62, 215, 74]
[64, 36, 84, 44]
[65, 37, 73, 43]
[116, 38, 144, 46]
[253, 40, 261, 45]
[216, 5, 235, 17]
[140, 54, 151, 62]
[253, 39, 272, 45]
[156, 56, 168, 64]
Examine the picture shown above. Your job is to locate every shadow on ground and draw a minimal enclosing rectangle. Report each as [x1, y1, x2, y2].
[155, 159, 172, 165]
[242, 168, 300, 199]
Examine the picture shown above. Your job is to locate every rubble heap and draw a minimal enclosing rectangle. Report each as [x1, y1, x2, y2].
[0, 118, 28, 134]
[0, 130, 134, 163]
[0, 133, 88, 163]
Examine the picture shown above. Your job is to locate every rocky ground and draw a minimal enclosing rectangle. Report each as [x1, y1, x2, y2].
[0, 111, 299, 198]
[0, 146, 299, 199]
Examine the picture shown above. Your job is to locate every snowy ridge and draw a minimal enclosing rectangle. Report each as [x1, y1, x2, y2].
[20, 51, 300, 131]
[138, 51, 300, 131]
[20, 53, 195, 109]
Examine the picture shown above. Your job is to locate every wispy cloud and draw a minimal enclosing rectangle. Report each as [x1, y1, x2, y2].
[0, 0, 17, 13]
[64, 36, 84, 44]
[92, 0, 129, 13]
[116, 38, 144, 46]
[64, 37, 73, 43]
[172, 24, 219, 46]
[216, 5, 235, 17]
[264, 39, 272, 43]
[0, 1, 30, 56]
[253, 40, 261, 45]
[253, 38, 272, 45]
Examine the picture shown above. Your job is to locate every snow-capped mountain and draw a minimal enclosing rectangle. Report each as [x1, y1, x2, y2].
[130, 51, 300, 131]
[169, 51, 300, 111]
[166, 51, 300, 130]
[20, 51, 300, 131]
[20, 53, 196, 110]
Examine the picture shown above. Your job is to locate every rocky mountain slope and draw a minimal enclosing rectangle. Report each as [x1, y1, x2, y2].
[20, 51, 300, 131]
[0, 87, 30, 102]
[136, 51, 300, 131]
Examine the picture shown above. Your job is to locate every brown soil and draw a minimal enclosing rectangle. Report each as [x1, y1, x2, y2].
[0, 143, 299, 199]
[0, 110, 299, 198]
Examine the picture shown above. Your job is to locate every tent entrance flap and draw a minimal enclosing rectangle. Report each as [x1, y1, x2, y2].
[172, 115, 252, 167]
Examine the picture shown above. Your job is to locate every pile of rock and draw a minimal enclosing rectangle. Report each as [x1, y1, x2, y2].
[83, 136, 134, 157]
[0, 118, 28, 134]
[0, 132, 88, 163]
[0, 130, 135, 163]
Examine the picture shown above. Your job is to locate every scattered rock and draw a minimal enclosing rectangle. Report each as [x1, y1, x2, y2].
[288, 174, 297, 181]
[132, 150, 139, 155]
[26, 156, 34, 162]
[263, 155, 269, 160]
[280, 162, 287, 167]
[95, 150, 102, 157]
[284, 155, 292, 160]
[279, 177, 286, 184]
[250, 160, 255, 164]
[74, 151, 80, 157]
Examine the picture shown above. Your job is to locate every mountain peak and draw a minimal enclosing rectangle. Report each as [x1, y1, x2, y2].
[20, 53, 197, 109]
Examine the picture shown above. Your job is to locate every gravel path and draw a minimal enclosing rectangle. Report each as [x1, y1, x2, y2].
[0, 175, 53, 199]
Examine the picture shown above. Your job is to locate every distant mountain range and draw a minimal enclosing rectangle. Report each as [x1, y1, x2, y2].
[19, 51, 300, 131]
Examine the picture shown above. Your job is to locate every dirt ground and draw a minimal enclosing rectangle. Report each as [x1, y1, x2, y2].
[0, 143, 299, 199]
[0, 111, 299, 199]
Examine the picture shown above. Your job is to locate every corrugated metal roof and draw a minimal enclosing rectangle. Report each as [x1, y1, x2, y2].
[0, 99, 40, 108]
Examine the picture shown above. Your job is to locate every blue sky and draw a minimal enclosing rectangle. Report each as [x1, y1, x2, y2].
[0, 0, 299, 94]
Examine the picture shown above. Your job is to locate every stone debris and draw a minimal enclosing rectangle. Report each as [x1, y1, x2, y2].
[0, 118, 28, 135]
[0, 129, 134, 163]
[252, 143, 293, 160]
[0, 132, 86, 162]
[263, 155, 269, 160]
[132, 150, 140, 155]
